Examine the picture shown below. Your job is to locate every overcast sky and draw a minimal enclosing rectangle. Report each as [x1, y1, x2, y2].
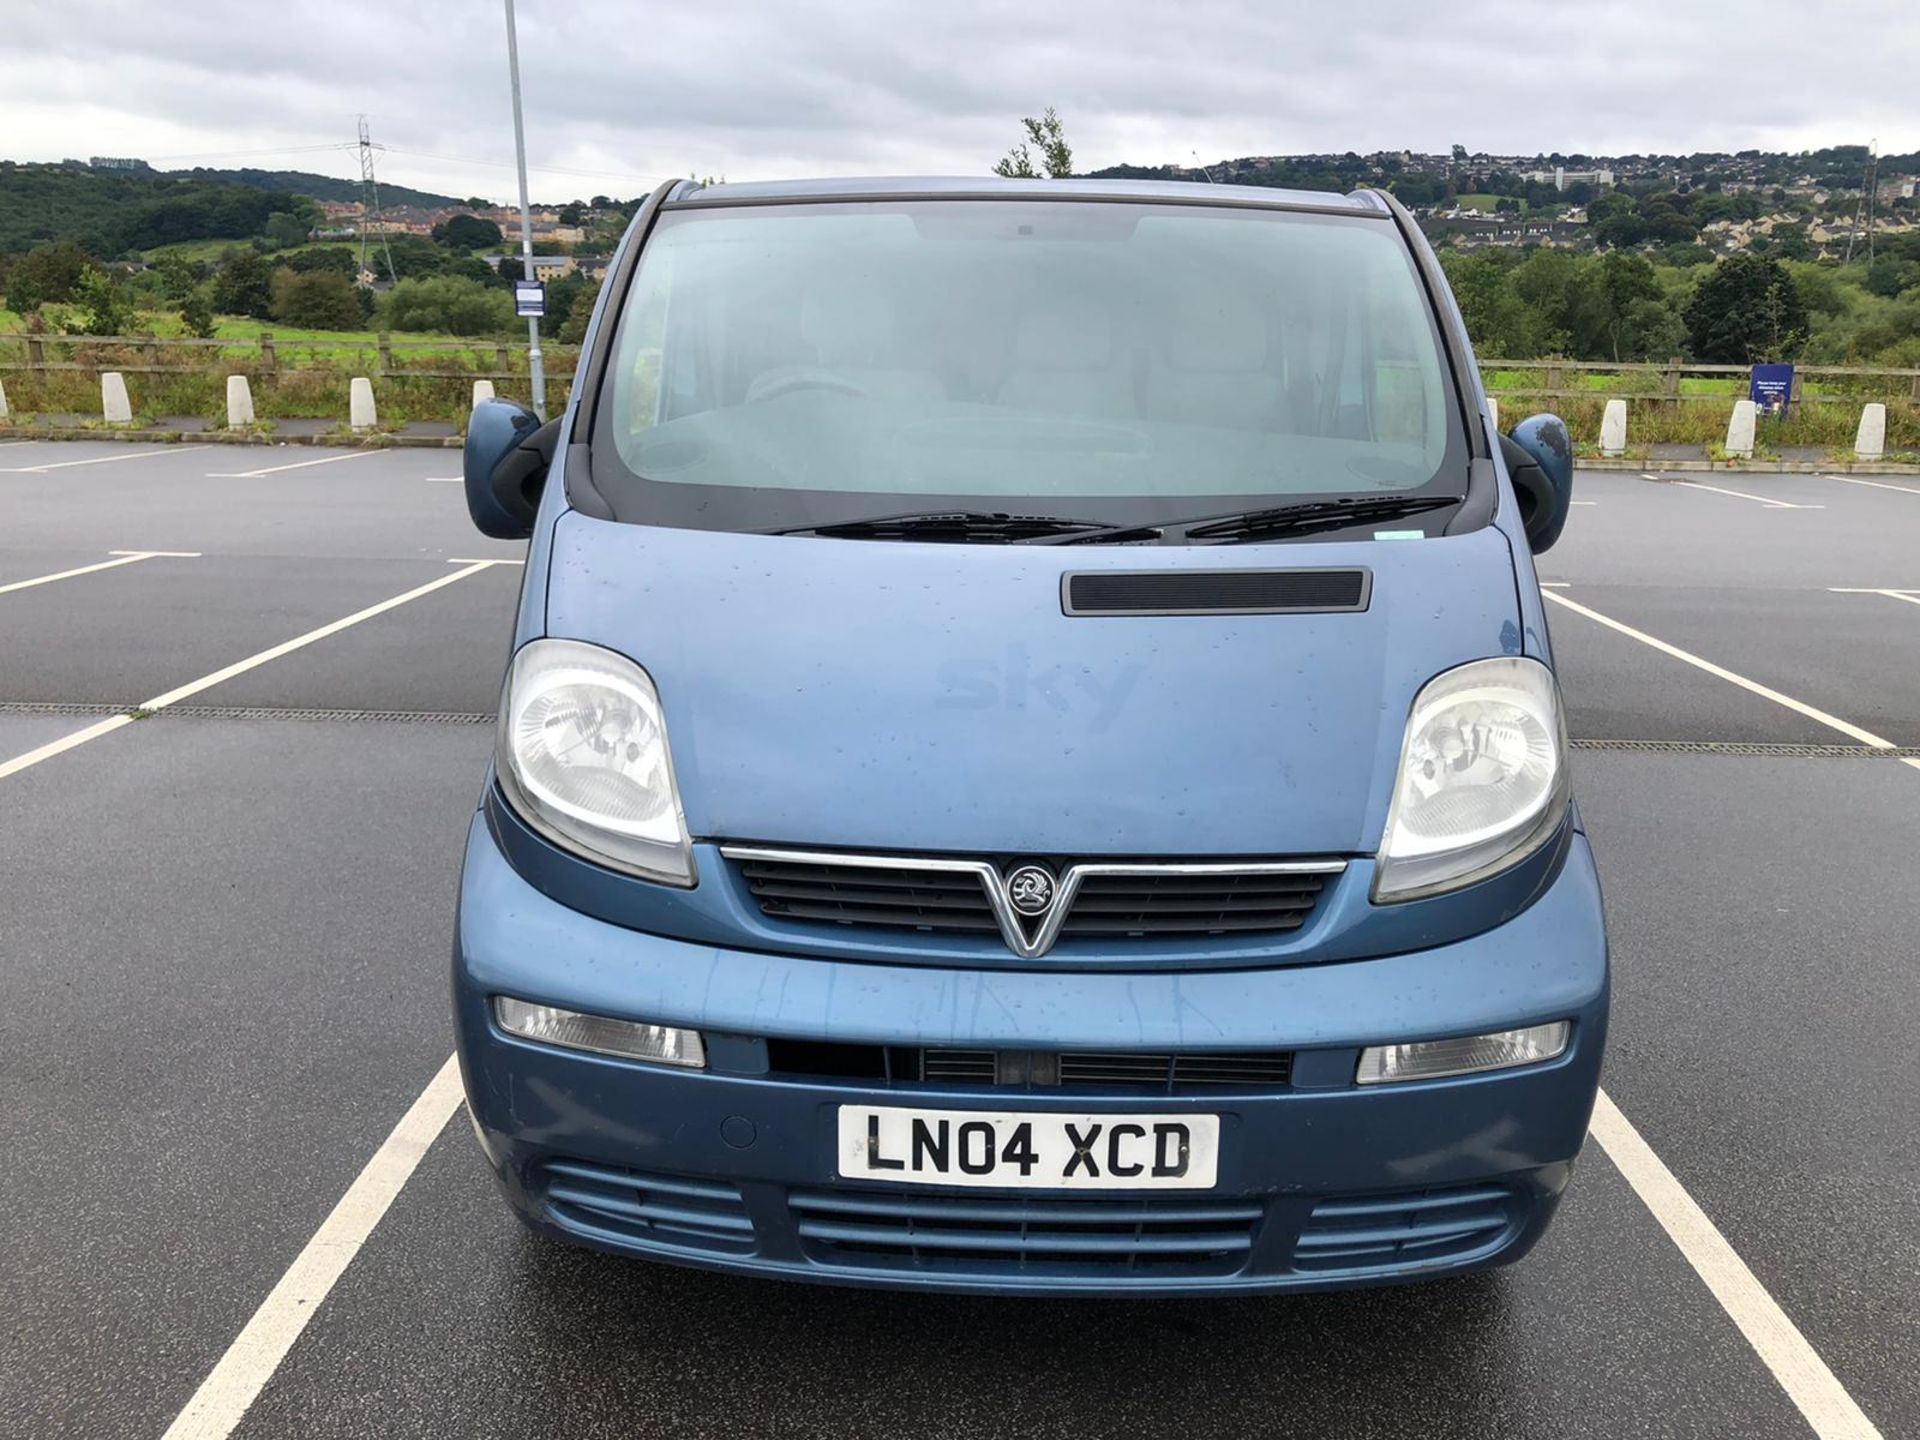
[4, 1, 1916, 203]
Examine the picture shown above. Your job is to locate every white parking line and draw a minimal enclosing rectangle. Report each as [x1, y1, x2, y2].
[447, 557, 524, 565]
[0, 561, 508, 785]
[159, 1055, 464, 1440]
[1670, 480, 1820, 510]
[0, 549, 199, 597]
[1540, 589, 1918, 771]
[1828, 587, 1920, 608]
[0, 445, 209, 473]
[1820, 474, 1920, 498]
[425, 476, 464, 483]
[1589, 1092, 1882, 1439]
[207, 451, 382, 479]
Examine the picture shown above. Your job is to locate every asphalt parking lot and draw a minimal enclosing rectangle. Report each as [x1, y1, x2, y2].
[1, 439, 1915, 1439]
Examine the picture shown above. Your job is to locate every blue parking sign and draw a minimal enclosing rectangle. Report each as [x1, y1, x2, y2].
[1750, 363, 1793, 414]
[514, 280, 545, 319]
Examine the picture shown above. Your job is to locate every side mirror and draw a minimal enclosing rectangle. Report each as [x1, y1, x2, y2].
[1499, 413, 1574, 554]
[464, 399, 560, 539]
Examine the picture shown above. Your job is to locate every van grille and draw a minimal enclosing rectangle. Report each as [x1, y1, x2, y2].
[764, 1042, 1295, 1092]
[732, 849, 1337, 951]
[1060, 870, 1328, 936]
[737, 856, 1001, 932]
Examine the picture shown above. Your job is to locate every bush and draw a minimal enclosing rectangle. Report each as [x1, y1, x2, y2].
[379, 275, 514, 336]
[269, 268, 364, 330]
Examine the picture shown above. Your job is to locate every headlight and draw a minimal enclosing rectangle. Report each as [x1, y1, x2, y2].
[495, 638, 695, 886]
[1373, 656, 1567, 903]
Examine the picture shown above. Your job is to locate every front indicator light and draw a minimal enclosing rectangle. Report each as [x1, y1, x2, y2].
[494, 997, 706, 1068]
[1355, 1021, 1570, 1085]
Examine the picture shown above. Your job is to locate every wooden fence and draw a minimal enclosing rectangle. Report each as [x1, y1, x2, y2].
[2, 335, 1916, 412]
[1479, 357, 1920, 407]
[0, 331, 581, 387]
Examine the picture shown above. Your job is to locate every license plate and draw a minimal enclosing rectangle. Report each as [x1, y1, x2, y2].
[837, 1104, 1219, 1190]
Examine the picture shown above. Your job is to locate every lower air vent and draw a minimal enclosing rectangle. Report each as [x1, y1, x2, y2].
[538, 1159, 757, 1256]
[791, 1187, 1261, 1279]
[1063, 568, 1370, 616]
[1292, 1183, 1521, 1275]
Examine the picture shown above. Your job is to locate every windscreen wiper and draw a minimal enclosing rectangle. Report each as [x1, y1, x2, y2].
[772, 511, 1163, 543]
[1172, 494, 1464, 544]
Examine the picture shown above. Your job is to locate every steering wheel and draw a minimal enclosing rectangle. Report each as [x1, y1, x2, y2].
[745, 369, 871, 404]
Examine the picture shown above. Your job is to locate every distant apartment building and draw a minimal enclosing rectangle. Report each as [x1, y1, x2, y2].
[1523, 166, 1615, 192]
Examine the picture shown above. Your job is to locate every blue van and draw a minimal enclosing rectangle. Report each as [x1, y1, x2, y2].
[454, 176, 1603, 1295]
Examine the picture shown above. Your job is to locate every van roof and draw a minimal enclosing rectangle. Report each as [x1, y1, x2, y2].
[665, 175, 1391, 215]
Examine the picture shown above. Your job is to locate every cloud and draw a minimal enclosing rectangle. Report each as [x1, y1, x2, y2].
[2, 0, 1915, 202]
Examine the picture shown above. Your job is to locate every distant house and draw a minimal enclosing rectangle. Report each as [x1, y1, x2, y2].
[483, 253, 578, 280]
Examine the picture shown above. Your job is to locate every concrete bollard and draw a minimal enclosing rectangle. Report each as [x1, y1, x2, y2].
[0, 378, 9, 422]
[1724, 400, 1757, 460]
[226, 375, 255, 429]
[1485, 397, 1500, 435]
[1854, 403, 1886, 461]
[472, 379, 496, 408]
[1599, 399, 1627, 457]
[349, 377, 377, 432]
[101, 372, 133, 424]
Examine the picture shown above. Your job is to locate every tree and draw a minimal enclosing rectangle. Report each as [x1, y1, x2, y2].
[1864, 256, 1919, 299]
[285, 247, 359, 277]
[541, 269, 588, 339]
[379, 275, 515, 335]
[153, 253, 203, 303]
[1438, 249, 1556, 357]
[180, 286, 217, 338]
[994, 108, 1073, 179]
[1593, 253, 1665, 360]
[269, 267, 363, 329]
[262, 210, 311, 249]
[5, 241, 96, 312]
[211, 251, 274, 318]
[556, 276, 602, 344]
[1683, 254, 1809, 362]
[431, 213, 504, 250]
[557, 202, 585, 226]
[65, 269, 135, 335]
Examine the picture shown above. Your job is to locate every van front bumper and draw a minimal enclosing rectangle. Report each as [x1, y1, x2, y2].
[453, 814, 1609, 1296]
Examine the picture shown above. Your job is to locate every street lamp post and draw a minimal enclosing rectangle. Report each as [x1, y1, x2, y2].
[502, 0, 546, 419]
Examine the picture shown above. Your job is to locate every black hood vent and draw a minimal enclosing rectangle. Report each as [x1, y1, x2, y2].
[1062, 568, 1370, 616]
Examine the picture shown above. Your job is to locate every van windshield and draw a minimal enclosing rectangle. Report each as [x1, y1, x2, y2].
[592, 198, 1467, 538]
